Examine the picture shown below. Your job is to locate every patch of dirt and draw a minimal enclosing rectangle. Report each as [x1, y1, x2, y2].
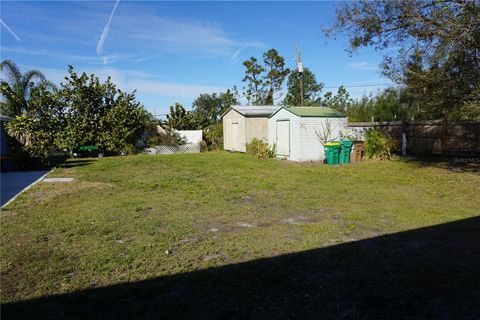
[201, 253, 227, 262]
[172, 235, 210, 248]
[227, 195, 257, 206]
[280, 209, 343, 226]
[200, 207, 345, 237]
[280, 216, 310, 225]
[28, 180, 114, 204]
[134, 206, 155, 215]
[236, 222, 256, 228]
[242, 195, 256, 204]
[0, 208, 19, 218]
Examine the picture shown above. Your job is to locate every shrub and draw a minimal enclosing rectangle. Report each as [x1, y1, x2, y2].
[199, 140, 208, 152]
[246, 138, 276, 159]
[203, 123, 223, 151]
[364, 129, 396, 160]
[147, 130, 186, 147]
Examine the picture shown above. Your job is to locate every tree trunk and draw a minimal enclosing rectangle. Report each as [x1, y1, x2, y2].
[266, 88, 274, 105]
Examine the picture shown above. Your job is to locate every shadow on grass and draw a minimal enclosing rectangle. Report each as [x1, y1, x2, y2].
[3, 216, 480, 319]
[403, 155, 480, 173]
[54, 159, 96, 169]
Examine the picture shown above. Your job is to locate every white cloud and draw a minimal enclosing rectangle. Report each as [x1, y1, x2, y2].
[114, 15, 236, 56]
[99, 6, 266, 59]
[30, 65, 224, 102]
[349, 61, 378, 71]
[229, 42, 267, 63]
[0, 18, 20, 41]
[2, 47, 137, 66]
[126, 79, 225, 98]
[96, 0, 120, 65]
[2, 2, 265, 65]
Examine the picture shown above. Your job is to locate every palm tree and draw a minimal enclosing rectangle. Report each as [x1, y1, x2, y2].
[0, 59, 56, 116]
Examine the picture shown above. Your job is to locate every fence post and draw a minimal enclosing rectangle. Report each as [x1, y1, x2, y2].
[442, 116, 448, 157]
[402, 133, 407, 156]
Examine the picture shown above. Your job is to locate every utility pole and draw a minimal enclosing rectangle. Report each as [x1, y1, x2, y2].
[297, 47, 304, 106]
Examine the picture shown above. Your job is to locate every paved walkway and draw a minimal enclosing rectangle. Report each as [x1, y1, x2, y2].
[1, 170, 49, 206]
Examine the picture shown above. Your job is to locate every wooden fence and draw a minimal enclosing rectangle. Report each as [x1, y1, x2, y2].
[348, 120, 480, 156]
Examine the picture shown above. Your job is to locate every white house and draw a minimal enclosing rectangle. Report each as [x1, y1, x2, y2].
[268, 107, 347, 162]
[222, 105, 280, 152]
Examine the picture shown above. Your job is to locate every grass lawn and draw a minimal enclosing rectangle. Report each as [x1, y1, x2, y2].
[1, 152, 479, 319]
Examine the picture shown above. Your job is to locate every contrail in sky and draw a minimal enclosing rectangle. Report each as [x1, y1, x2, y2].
[0, 18, 20, 41]
[96, 0, 120, 55]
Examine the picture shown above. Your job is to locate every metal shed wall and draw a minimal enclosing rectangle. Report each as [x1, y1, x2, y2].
[245, 117, 269, 145]
[268, 108, 300, 160]
[268, 108, 348, 162]
[223, 109, 246, 152]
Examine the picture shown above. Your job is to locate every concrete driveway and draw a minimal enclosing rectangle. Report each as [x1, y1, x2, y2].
[1, 170, 49, 207]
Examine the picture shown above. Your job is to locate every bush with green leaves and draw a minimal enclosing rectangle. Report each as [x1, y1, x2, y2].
[6, 65, 151, 162]
[203, 122, 223, 150]
[246, 138, 276, 159]
[364, 129, 396, 160]
[147, 130, 186, 147]
[60, 66, 150, 153]
[199, 140, 208, 152]
[5, 84, 65, 164]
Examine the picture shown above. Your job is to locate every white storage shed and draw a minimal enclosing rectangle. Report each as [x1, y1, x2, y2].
[268, 107, 347, 162]
[223, 105, 280, 152]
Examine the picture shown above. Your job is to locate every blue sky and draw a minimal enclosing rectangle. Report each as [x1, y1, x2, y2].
[1, 1, 393, 116]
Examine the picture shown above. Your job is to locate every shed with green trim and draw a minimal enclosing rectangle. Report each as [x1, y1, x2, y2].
[268, 107, 348, 162]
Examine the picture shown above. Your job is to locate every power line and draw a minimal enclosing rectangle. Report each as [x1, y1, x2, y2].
[233, 83, 395, 100]
[323, 83, 395, 89]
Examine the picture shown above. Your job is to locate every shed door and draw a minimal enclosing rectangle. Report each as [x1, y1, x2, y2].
[276, 120, 290, 156]
[231, 122, 239, 151]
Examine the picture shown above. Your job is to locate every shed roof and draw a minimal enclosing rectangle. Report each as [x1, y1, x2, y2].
[223, 105, 280, 118]
[270, 107, 346, 118]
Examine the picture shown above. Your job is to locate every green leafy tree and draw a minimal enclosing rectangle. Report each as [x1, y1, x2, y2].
[345, 94, 376, 122]
[60, 66, 149, 153]
[263, 49, 290, 105]
[242, 57, 266, 105]
[373, 88, 417, 122]
[5, 84, 65, 160]
[398, 51, 480, 121]
[345, 88, 418, 122]
[220, 87, 239, 111]
[321, 86, 352, 111]
[0, 59, 56, 116]
[97, 91, 150, 152]
[327, 0, 480, 121]
[166, 103, 198, 130]
[192, 88, 239, 127]
[6, 65, 149, 159]
[283, 68, 323, 106]
[242, 50, 290, 105]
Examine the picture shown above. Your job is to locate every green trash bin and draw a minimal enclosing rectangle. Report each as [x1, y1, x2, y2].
[339, 140, 353, 164]
[323, 142, 341, 165]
